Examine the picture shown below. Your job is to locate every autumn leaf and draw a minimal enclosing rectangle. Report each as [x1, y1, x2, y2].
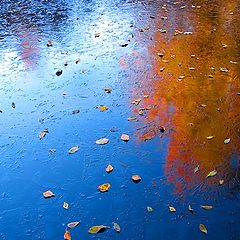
[72, 109, 80, 114]
[220, 67, 229, 73]
[56, 70, 63, 76]
[97, 105, 108, 112]
[96, 138, 109, 145]
[121, 134, 129, 142]
[199, 224, 207, 234]
[94, 33, 100, 37]
[63, 202, 69, 209]
[219, 179, 224, 185]
[128, 117, 137, 121]
[159, 126, 165, 133]
[168, 206, 176, 212]
[147, 206, 153, 212]
[206, 136, 214, 140]
[194, 165, 199, 173]
[138, 109, 144, 115]
[67, 221, 80, 229]
[68, 146, 79, 154]
[39, 128, 49, 140]
[43, 190, 55, 199]
[131, 99, 141, 105]
[106, 164, 113, 173]
[103, 88, 112, 93]
[160, 66, 165, 72]
[113, 222, 121, 233]
[11, 102, 16, 108]
[224, 138, 230, 144]
[98, 183, 111, 192]
[131, 175, 141, 183]
[88, 225, 109, 234]
[75, 58, 80, 64]
[201, 205, 213, 210]
[47, 40, 52, 47]
[206, 169, 217, 178]
[188, 205, 194, 213]
[64, 230, 71, 240]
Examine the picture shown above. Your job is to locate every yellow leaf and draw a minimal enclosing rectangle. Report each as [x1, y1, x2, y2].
[97, 105, 108, 112]
[64, 230, 71, 240]
[63, 202, 69, 209]
[168, 206, 176, 212]
[121, 134, 129, 142]
[206, 136, 214, 140]
[113, 222, 121, 232]
[199, 224, 207, 234]
[88, 225, 109, 234]
[106, 164, 113, 173]
[98, 183, 111, 192]
[68, 146, 79, 154]
[206, 170, 217, 178]
[128, 117, 137, 121]
[147, 206, 153, 212]
[43, 190, 55, 199]
[201, 205, 213, 210]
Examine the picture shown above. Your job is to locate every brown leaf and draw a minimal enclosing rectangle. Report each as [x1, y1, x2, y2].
[131, 175, 141, 183]
[43, 190, 55, 199]
[98, 183, 111, 192]
[88, 225, 109, 234]
[64, 230, 71, 240]
[67, 221, 80, 229]
[47, 40, 52, 47]
[68, 146, 79, 154]
[113, 222, 121, 233]
[106, 164, 113, 173]
[121, 134, 129, 142]
[199, 224, 207, 234]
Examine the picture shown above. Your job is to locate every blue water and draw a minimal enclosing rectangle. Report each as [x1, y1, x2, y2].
[0, 0, 240, 239]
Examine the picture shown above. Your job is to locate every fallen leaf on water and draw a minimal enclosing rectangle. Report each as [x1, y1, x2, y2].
[96, 138, 109, 145]
[159, 29, 167, 33]
[63, 202, 69, 209]
[39, 128, 49, 140]
[72, 109, 80, 114]
[64, 61, 68, 66]
[94, 32, 100, 37]
[128, 117, 137, 121]
[97, 105, 108, 112]
[201, 205, 213, 210]
[188, 205, 194, 213]
[67, 221, 80, 229]
[199, 224, 207, 234]
[56, 70, 63, 76]
[75, 58, 80, 64]
[121, 134, 129, 142]
[206, 169, 217, 178]
[113, 222, 121, 233]
[159, 126, 165, 133]
[131, 99, 141, 105]
[224, 138, 230, 144]
[169, 206, 176, 212]
[43, 190, 55, 199]
[131, 175, 141, 183]
[184, 31, 193, 35]
[120, 43, 128, 47]
[98, 183, 111, 192]
[49, 148, 56, 153]
[47, 40, 52, 47]
[11, 102, 16, 108]
[68, 146, 79, 154]
[206, 136, 214, 140]
[160, 66, 165, 72]
[174, 30, 182, 35]
[138, 109, 144, 115]
[103, 88, 112, 93]
[220, 67, 229, 73]
[147, 206, 153, 212]
[106, 164, 113, 173]
[64, 230, 71, 240]
[219, 179, 224, 185]
[88, 225, 109, 234]
[194, 165, 199, 173]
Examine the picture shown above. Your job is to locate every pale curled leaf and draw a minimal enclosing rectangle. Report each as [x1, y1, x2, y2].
[131, 175, 141, 183]
[63, 202, 69, 209]
[98, 183, 111, 192]
[68, 146, 79, 154]
[201, 205, 213, 210]
[194, 165, 199, 173]
[224, 138, 230, 144]
[206, 136, 214, 140]
[113, 222, 121, 233]
[43, 190, 55, 199]
[199, 224, 207, 234]
[96, 138, 109, 145]
[169, 206, 176, 212]
[121, 134, 129, 142]
[39, 128, 49, 140]
[206, 170, 217, 178]
[67, 221, 80, 229]
[188, 205, 194, 213]
[147, 206, 153, 212]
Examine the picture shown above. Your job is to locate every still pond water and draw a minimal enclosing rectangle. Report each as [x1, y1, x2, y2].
[0, 0, 240, 239]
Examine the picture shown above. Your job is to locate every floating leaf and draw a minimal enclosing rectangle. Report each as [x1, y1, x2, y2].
[201, 205, 213, 210]
[97, 105, 108, 112]
[43, 190, 55, 199]
[64, 230, 71, 240]
[147, 206, 153, 212]
[194, 165, 199, 173]
[220, 67, 229, 73]
[224, 138, 230, 144]
[68, 146, 79, 154]
[56, 70, 63, 76]
[11, 102, 16, 108]
[128, 117, 137, 121]
[47, 40, 52, 47]
[199, 224, 207, 234]
[75, 58, 80, 64]
[103, 88, 112, 93]
[160, 66, 165, 72]
[64, 61, 68, 66]
[88, 225, 109, 234]
[188, 205, 194, 213]
[138, 109, 144, 115]
[121, 134, 129, 142]
[131, 175, 141, 183]
[219, 179, 224, 185]
[72, 109, 80, 114]
[39, 128, 49, 140]
[113, 222, 121, 233]
[131, 99, 141, 105]
[94, 33, 100, 37]
[67, 221, 80, 229]
[168, 206, 176, 212]
[159, 126, 165, 133]
[120, 43, 128, 47]
[49, 148, 56, 153]
[206, 136, 214, 140]
[96, 138, 109, 145]
[63, 202, 69, 209]
[98, 183, 110, 192]
[206, 170, 217, 178]
[106, 164, 113, 173]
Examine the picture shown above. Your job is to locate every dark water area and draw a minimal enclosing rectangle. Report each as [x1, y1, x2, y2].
[0, 0, 240, 239]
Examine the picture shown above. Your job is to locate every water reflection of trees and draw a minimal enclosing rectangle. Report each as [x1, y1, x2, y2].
[131, 0, 240, 194]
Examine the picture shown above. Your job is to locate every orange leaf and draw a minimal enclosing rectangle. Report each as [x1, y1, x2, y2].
[43, 190, 55, 199]
[64, 230, 71, 240]
[98, 183, 111, 192]
[131, 175, 141, 183]
[121, 134, 129, 142]
[106, 164, 113, 173]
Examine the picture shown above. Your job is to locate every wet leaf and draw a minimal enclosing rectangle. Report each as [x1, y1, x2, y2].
[201, 205, 213, 210]
[43, 190, 55, 199]
[168, 206, 176, 212]
[120, 43, 128, 47]
[49, 148, 56, 153]
[11, 102, 16, 108]
[160, 66, 165, 72]
[96, 138, 109, 145]
[97, 105, 108, 112]
[138, 109, 144, 115]
[159, 126, 165, 133]
[63, 202, 69, 209]
[94, 33, 100, 37]
[147, 206, 153, 212]
[39, 128, 49, 140]
[64, 61, 68, 66]
[68, 146, 79, 154]
[75, 58, 80, 64]
[72, 109, 80, 114]
[219, 179, 224, 185]
[88, 225, 109, 234]
[159, 29, 167, 33]
[98, 183, 111, 192]
[174, 30, 182, 35]
[106, 164, 113, 173]
[189, 67, 195, 70]
[224, 138, 230, 144]
[188, 205, 194, 213]
[184, 31, 193, 35]
[194, 165, 199, 173]
[47, 40, 52, 47]
[131, 175, 141, 183]
[131, 98, 141, 105]
[121, 134, 129, 142]
[206, 136, 214, 140]
[103, 88, 112, 93]
[199, 224, 207, 234]
[206, 169, 217, 178]
[64, 230, 71, 240]
[56, 70, 63, 76]
[220, 67, 229, 73]
[113, 222, 121, 233]
[128, 117, 137, 121]
[67, 221, 80, 229]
